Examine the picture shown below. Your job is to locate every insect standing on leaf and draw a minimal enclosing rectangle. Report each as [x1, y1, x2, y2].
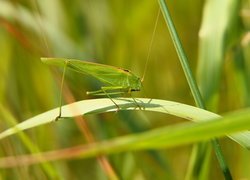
[41, 10, 159, 120]
[41, 58, 143, 120]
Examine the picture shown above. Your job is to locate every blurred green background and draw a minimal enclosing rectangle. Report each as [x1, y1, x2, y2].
[0, 0, 250, 179]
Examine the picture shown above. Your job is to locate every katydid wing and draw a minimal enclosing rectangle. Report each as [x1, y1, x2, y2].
[41, 58, 142, 119]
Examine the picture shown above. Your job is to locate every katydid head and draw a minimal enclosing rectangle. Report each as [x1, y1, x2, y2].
[130, 76, 142, 91]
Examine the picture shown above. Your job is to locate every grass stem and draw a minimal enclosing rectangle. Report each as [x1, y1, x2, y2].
[158, 0, 232, 179]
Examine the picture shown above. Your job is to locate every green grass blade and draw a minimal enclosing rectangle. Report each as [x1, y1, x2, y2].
[197, 1, 240, 176]
[1, 105, 250, 167]
[158, 1, 234, 179]
[158, 0, 205, 109]
[0, 104, 60, 179]
[0, 98, 250, 149]
[197, 0, 240, 108]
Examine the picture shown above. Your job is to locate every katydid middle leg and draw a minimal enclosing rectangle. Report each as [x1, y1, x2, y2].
[87, 86, 128, 111]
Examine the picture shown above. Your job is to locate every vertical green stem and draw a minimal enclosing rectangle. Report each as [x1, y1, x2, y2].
[158, 0, 205, 109]
[212, 139, 233, 180]
[157, 0, 232, 179]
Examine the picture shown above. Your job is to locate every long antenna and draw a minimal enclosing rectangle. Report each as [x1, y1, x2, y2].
[141, 8, 160, 82]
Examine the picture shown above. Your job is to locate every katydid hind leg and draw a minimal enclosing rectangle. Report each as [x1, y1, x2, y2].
[56, 60, 68, 121]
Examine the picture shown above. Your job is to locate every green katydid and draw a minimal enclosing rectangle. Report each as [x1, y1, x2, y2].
[41, 9, 160, 120]
[41, 58, 143, 119]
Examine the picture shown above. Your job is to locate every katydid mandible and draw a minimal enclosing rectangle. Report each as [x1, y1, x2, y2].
[41, 58, 142, 119]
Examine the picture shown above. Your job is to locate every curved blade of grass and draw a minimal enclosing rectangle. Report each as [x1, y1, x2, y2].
[1, 106, 250, 168]
[0, 98, 250, 149]
[0, 104, 60, 179]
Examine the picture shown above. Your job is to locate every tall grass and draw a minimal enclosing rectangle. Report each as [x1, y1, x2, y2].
[0, 0, 249, 179]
